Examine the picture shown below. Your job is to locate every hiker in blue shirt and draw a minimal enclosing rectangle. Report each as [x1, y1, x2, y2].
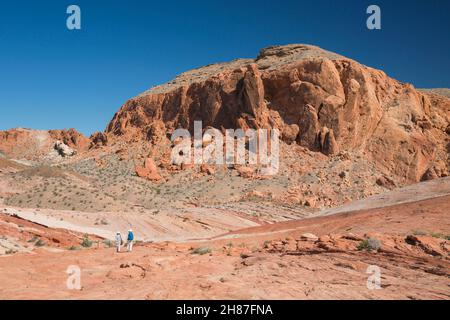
[127, 229, 134, 252]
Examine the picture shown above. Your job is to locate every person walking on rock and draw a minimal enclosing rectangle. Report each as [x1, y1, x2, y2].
[115, 231, 122, 253]
[127, 229, 134, 252]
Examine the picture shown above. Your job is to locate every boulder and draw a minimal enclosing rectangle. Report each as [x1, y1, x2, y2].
[200, 164, 215, 175]
[89, 132, 108, 148]
[236, 166, 254, 178]
[135, 158, 162, 181]
[54, 140, 76, 157]
[376, 175, 396, 189]
[300, 233, 319, 241]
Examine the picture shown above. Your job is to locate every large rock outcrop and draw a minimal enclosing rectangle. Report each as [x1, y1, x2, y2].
[103, 44, 449, 183]
[48, 129, 90, 151]
[0, 45, 448, 183]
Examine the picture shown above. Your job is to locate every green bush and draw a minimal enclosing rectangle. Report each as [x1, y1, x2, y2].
[27, 236, 39, 243]
[412, 230, 427, 236]
[191, 247, 211, 255]
[357, 238, 381, 251]
[35, 239, 46, 247]
[103, 240, 114, 248]
[81, 234, 93, 248]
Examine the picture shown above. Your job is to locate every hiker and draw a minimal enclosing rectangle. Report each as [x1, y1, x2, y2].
[115, 231, 122, 253]
[127, 229, 134, 252]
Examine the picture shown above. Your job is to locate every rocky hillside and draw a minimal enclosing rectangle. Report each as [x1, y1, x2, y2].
[104, 44, 449, 183]
[0, 44, 449, 186]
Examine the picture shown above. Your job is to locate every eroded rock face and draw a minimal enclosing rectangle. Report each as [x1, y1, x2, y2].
[49, 129, 90, 152]
[89, 132, 108, 149]
[103, 45, 449, 183]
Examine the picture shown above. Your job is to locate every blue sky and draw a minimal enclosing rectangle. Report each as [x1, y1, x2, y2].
[0, 0, 449, 135]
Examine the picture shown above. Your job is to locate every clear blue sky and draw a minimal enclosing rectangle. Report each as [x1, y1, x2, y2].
[0, 0, 449, 136]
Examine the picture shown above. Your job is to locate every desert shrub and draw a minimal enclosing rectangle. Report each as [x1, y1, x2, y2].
[357, 238, 381, 251]
[191, 247, 211, 255]
[35, 239, 46, 247]
[412, 230, 427, 236]
[81, 234, 93, 248]
[430, 232, 445, 239]
[103, 240, 114, 248]
[27, 236, 39, 243]
[68, 246, 80, 251]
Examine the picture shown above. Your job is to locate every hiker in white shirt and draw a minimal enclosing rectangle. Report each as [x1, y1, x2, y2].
[115, 231, 122, 253]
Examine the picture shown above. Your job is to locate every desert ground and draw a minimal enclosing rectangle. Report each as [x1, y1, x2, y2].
[0, 178, 448, 300]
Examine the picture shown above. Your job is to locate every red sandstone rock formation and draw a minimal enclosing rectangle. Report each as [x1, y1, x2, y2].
[89, 132, 108, 149]
[0, 45, 448, 183]
[102, 44, 449, 183]
[48, 128, 90, 151]
[0, 128, 88, 160]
